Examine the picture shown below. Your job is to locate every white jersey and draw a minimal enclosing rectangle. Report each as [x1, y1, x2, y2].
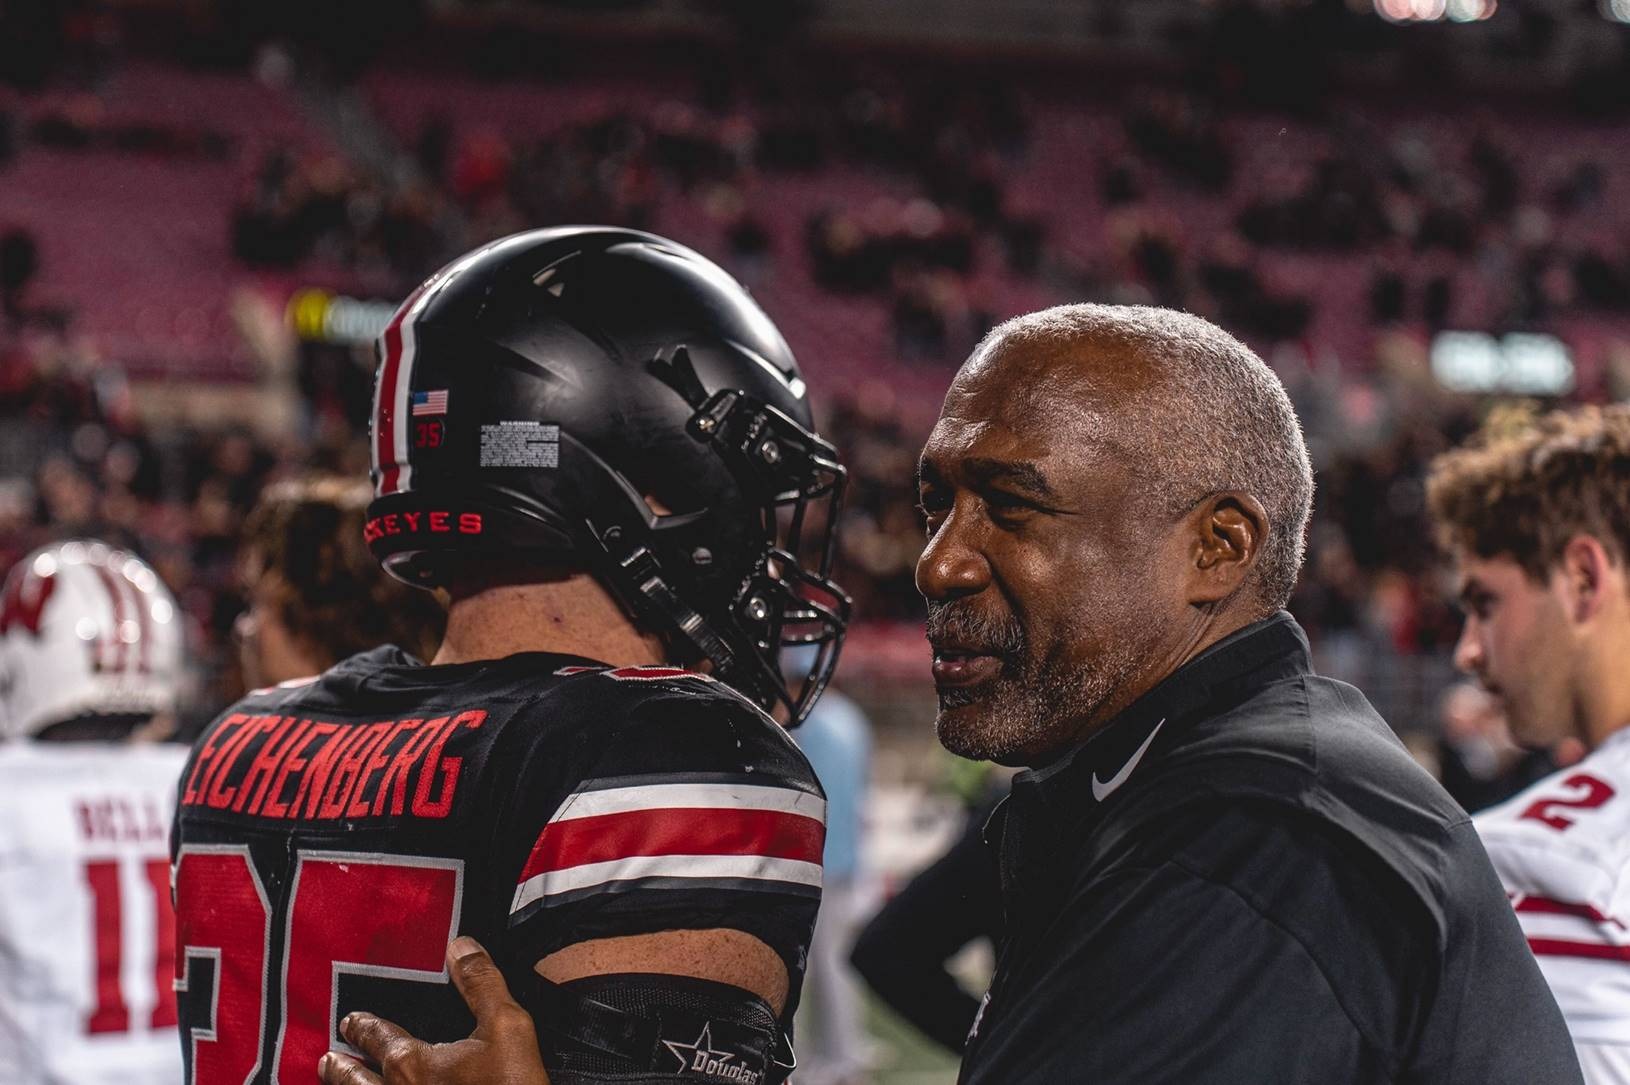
[0, 742, 187, 1084]
[1476, 729, 1630, 1083]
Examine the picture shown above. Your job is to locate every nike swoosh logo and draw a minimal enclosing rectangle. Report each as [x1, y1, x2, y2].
[1091, 717, 1167, 802]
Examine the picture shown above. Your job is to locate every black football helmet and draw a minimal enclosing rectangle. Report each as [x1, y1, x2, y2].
[365, 226, 849, 724]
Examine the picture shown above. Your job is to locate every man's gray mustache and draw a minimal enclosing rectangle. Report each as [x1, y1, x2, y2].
[924, 603, 1024, 658]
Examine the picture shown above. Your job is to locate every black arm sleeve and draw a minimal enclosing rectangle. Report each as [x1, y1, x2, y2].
[532, 973, 790, 1085]
[850, 797, 1004, 1052]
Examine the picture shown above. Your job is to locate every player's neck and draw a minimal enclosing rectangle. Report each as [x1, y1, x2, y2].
[1577, 664, 1630, 749]
[1578, 631, 1630, 750]
[432, 573, 668, 668]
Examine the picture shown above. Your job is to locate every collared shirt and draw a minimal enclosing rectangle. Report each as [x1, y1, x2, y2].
[958, 613, 1581, 1085]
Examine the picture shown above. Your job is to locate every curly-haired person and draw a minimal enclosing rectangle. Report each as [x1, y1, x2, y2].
[236, 476, 445, 688]
[1430, 404, 1630, 1085]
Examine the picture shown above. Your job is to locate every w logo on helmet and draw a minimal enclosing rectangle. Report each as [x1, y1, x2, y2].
[0, 568, 55, 638]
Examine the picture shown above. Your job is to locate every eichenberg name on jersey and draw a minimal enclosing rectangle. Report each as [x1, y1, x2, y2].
[179, 709, 487, 822]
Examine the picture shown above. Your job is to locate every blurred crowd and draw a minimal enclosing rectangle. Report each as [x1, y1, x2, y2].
[1107, 91, 1630, 336]
[5, 9, 1628, 1083]
[228, 65, 1040, 364]
[8, 19, 1630, 753]
[223, 56, 1630, 370]
[0, 309, 1538, 748]
[0, 326, 365, 721]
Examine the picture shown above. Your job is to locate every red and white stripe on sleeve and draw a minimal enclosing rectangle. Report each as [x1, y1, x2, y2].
[1514, 894, 1630, 962]
[509, 774, 826, 918]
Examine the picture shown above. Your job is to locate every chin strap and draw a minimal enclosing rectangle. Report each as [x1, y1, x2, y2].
[601, 533, 737, 673]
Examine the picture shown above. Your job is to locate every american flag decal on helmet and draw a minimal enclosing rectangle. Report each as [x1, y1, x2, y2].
[372, 233, 538, 497]
[411, 389, 449, 416]
[509, 773, 825, 919]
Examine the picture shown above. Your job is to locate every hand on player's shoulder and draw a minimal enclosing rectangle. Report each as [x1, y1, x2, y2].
[319, 938, 549, 1085]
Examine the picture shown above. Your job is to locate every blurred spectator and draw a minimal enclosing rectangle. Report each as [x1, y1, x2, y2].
[0, 229, 38, 320]
[792, 660, 875, 1085]
[234, 476, 445, 691]
[1124, 91, 1233, 192]
[851, 786, 1005, 1054]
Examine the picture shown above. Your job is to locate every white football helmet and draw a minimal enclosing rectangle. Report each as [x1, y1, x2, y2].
[0, 540, 184, 740]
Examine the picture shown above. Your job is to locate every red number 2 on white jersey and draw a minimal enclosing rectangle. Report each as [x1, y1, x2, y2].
[1519, 772, 1618, 831]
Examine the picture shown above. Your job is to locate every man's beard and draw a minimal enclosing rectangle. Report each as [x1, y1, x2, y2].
[927, 600, 1152, 766]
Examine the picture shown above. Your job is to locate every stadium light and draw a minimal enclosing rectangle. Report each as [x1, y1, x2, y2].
[1445, 0, 1492, 20]
[286, 288, 396, 344]
[1375, 0, 1495, 21]
[1430, 331, 1576, 396]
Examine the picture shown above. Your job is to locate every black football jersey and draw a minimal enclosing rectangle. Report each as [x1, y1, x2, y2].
[170, 647, 825, 1085]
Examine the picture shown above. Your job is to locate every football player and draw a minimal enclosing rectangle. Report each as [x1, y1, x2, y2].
[172, 227, 849, 1085]
[0, 540, 188, 1084]
[1429, 404, 1630, 1084]
[235, 475, 445, 688]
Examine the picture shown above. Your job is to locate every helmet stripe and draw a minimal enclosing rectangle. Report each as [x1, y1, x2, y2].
[89, 563, 128, 674]
[121, 563, 152, 675]
[374, 283, 435, 496]
[375, 310, 409, 496]
[375, 234, 549, 497]
[374, 234, 544, 497]
[394, 308, 420, 493]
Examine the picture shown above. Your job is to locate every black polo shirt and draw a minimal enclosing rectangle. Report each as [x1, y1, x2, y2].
[959, 613, 1581, 1085]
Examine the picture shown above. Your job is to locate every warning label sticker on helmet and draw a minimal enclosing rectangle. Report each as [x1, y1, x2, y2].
[480, 422, 560, 468]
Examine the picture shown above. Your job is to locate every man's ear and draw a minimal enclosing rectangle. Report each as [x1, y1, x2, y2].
[1557, 533, 1619, 625]
[1188, 492, 1267, 606]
